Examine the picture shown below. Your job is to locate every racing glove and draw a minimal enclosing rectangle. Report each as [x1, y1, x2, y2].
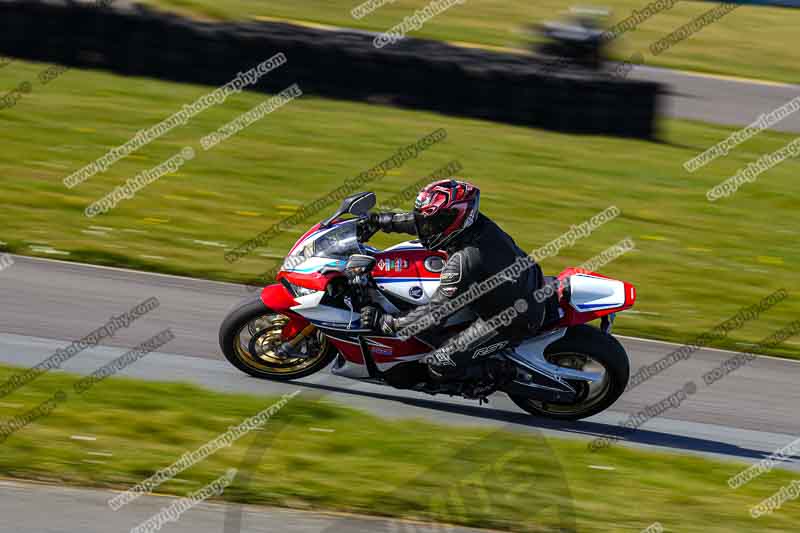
[360, 305, 395, 335]
[358, 212, 417, 242]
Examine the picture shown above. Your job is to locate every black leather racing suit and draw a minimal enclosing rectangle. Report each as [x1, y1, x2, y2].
[368, 212, 546, 376]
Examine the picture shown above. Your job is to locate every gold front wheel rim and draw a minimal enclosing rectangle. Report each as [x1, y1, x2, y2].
[233, 313, 327, 375]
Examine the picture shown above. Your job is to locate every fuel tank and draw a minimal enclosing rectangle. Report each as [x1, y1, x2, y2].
[372, 241, 447, 305]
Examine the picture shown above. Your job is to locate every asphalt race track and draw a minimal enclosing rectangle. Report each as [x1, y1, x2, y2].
[628, 64, 800, 133]
[1, 254, 798, 472]
[303, 21, 800, 134]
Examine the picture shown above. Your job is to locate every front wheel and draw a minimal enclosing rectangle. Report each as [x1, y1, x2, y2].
[219, 295, 336, 381]
[508, 325, 629, 421]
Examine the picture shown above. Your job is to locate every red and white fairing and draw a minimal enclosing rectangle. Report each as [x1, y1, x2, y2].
[265, 219, 636, 378]
[270, 220, 449, 376]
[550, 268, 636, 330]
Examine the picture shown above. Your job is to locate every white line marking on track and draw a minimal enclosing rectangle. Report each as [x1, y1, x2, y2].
[10, 254, 241, 289]
[616, 335, 800, 364]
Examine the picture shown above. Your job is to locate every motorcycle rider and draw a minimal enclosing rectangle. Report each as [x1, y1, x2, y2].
[358, 179, 546, 380]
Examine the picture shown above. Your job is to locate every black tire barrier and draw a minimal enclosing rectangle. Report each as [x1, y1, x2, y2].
[0, 0, 661, 138]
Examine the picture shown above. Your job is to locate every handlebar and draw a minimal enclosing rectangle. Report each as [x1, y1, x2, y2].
[356, 213, 379, 243]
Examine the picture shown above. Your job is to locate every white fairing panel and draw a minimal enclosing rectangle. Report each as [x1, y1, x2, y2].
[376, 279, 441, 304]
[568, 274, 626, 312]
[331, 357, 371, 378]
[291, 292, 360, 327]
[375, 240, 441, 305]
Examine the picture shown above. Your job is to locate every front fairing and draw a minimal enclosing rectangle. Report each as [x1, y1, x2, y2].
[282, 219, 361, 275]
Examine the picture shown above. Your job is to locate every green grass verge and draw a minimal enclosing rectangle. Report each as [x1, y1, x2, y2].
[1, 59, 798, 358]
[137, 0, 800, 84]
[0, 363, 797, 532]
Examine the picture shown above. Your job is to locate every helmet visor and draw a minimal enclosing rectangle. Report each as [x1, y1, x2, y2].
[414, 208, 459, 246]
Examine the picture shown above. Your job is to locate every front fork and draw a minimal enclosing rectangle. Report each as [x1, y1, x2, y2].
[275, 323, 318, 359]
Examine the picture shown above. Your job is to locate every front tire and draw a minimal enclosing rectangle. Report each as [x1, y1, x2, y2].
[219, 295, 336, 381]
[508, 325, 629, 421]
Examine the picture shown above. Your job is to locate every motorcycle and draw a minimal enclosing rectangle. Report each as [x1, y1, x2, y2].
[220, 192, 636, 420]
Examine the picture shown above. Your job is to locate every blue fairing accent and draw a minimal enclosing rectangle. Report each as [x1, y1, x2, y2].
[576, 302, 622, 310]
[374, 277, 437, 283]
[289, 260, 345, 273]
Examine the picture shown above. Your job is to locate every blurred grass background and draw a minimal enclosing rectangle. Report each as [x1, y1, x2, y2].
[138, 0, 800, 84]
[0, 364, 797, 532]
[0, 59, 798, 357]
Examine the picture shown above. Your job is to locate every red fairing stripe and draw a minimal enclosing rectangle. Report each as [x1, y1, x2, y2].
[331, 336, 432, 365]
[330, 339, 364, 364]
[280, 270, 339, 291]
[260, 283, 297, 311]
[558, 266, 611, 281]
[365, 336, 432, 361]
[288, 222, 322, 255]
[623, 281, 637, 307]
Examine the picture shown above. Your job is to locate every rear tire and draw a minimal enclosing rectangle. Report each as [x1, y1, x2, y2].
[219, 295, 336, 381]
[508, 325, 629, 421]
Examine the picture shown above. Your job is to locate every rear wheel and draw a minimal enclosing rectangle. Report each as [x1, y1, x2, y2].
[508, 325, 629, 420]
[219, 295, 336, 381]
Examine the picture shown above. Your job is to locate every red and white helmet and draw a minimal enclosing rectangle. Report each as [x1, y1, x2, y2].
[413, 179, 480, 250]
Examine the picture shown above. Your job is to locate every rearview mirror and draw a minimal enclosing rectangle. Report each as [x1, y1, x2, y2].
[320, 192, 376, 228]
[348, 192, 376, 216]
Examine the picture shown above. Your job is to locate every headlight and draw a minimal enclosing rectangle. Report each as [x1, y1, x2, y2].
[288, 282, 317, 297]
